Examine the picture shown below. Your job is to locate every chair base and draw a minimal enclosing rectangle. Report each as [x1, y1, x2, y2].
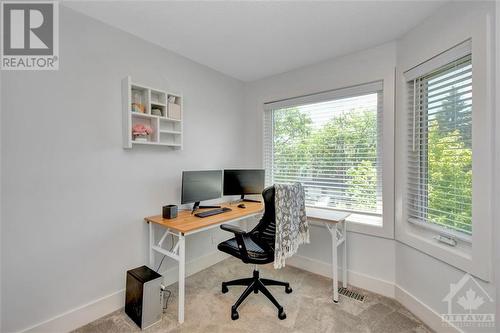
[221, 269, 292, 320]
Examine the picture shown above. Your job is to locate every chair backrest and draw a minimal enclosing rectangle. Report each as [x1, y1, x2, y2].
[250, 186, 276, 250]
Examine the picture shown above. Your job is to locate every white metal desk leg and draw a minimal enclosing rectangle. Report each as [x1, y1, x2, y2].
[342, 220, 347, 288]
[149, 222, 155, 269]
[178, 233, 186, 324]
[326, 223, 339, 303]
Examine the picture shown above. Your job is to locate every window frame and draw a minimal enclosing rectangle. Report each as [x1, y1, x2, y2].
[263, 80, 395, 239]
[396, 39, 493, 281]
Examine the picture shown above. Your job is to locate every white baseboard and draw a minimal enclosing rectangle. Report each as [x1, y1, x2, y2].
[348, 269, 395, 298]
[20, 251, 228, 333]
[20, 289, 125, 333]
[21, 251, 461, 333]
[395, 285, 463, 333]
[287, 254, 461, 333]
[286, 254, 395, 298]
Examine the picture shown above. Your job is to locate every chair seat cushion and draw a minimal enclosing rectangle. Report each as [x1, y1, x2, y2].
[217, 235, 274, 264]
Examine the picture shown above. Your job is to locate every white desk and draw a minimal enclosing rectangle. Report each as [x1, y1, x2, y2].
[144, 203, 349, 324]
[306, 207, 350, 303]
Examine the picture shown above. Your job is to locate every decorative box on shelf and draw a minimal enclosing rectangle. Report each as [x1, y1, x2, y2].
[167, 95, 182, 120]
[122, 76, 183, 149]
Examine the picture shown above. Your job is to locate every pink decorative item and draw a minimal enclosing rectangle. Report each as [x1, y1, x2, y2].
[132, 124, 153, 141]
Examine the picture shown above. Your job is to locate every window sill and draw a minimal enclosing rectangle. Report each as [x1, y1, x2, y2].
[347, 213, 383, 227]
[407, 218, 472, 244]
[396, 220, 478, 279]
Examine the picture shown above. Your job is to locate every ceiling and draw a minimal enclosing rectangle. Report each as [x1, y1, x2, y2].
[63, 1, 446, 82]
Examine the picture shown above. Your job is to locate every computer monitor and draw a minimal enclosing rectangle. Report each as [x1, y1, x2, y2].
[223, 169, 265, 202]
[181, 170, 223, 212]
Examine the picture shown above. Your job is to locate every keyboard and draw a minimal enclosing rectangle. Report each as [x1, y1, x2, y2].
[195, 207, 232, 218]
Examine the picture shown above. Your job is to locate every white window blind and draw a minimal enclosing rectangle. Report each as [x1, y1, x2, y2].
[407, 54, 472, 235]
[264, 83, 383, 216]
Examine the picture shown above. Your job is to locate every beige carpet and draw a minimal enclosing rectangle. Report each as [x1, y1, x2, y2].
[74, 258, 432, 333]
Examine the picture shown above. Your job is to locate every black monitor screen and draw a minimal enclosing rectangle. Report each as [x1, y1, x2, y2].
[181, 170, 222, 204]
[223, 169, 265, 195]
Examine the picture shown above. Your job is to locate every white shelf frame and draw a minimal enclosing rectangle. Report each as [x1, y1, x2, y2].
[122, 76, 183, 149]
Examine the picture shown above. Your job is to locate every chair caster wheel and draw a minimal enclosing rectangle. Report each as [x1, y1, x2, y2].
[278, 309, 286, 320]
[231, 310, 239, 320]
[222, 283, 228, 294]
[285, 286, 292, 294]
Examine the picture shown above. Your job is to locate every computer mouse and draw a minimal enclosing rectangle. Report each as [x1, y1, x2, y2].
[237, 203, 246, 209]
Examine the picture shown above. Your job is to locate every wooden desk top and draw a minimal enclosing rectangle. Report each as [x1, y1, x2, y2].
[144, 201, 264, 234]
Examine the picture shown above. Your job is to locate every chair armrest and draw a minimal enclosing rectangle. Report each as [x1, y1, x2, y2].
[220, 224, 250, 262]
[220, 224, 246, 235]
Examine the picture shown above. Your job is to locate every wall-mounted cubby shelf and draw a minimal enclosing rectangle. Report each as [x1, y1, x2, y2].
[122, 76, 183, 149]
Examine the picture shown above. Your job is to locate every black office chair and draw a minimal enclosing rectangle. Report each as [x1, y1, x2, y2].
[217, 186, 292, 320]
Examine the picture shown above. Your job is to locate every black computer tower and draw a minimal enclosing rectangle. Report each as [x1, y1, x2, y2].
[125, 266, 163, 329]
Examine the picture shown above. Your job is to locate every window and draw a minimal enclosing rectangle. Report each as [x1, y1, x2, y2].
[407, 55, 472, 237]
[264, 82, 383, 221]
[399, 38, 492, 280]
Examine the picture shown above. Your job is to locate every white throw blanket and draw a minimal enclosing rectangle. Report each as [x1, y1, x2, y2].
[274, 183, 309, 269]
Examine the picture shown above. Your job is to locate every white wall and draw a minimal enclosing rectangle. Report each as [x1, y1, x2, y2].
[244, 42, 398, 292]
[0, 7, 250, 333]
[495, 1, 500, 328]
[395, 2, 496, 332]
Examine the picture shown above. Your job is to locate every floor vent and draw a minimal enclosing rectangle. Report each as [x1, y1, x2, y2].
[338, 287, 365, 302]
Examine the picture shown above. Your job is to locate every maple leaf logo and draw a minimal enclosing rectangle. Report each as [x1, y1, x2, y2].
[457, 288, 484, 313]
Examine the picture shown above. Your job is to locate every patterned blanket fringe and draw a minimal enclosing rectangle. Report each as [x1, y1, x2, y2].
[274, 229, 310, 269]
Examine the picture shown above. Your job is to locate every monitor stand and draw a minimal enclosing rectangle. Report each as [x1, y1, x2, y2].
[191, 201, 221, 214]
[240, 194, 261, 203]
